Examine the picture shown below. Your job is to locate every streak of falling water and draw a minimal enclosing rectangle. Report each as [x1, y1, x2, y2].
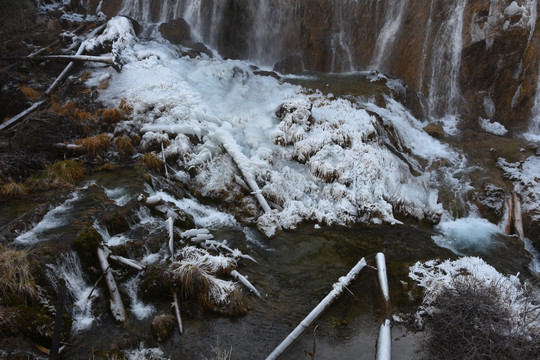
[370, 0, 409, 71]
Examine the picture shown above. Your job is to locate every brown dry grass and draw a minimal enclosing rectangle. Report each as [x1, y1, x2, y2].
[98, 79, 109, 90]
[0, 247, 37, 302]
[115, 135, 134, 157]
[44, 159, 84, 186]
[19, 85, 40, 101]
[0, 182, 28, 198]
[101, 108, 124, 124]
[119, 98, 132, 115]
[76, 133, 111, 158]
[141, 152, 163, 171]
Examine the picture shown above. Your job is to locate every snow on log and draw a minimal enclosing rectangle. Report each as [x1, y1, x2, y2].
[190, 233, 215, 243]
[216, 129, 272, 214]
[503, 196, 514, 235]
[145, 195, 162, 206]
[265, 258, 367, 360]
[172, 289, 183, 334]
[109, 255, 146, 271]
[231, 269, 261, 297]
[181, 228, 210, 239]
[376, 253, 390, 303]
[97, 246, 127, 322]
[512, 192, 525, 240]
[376, 319, 391, 360]
[202, 239, 258, 263]
[45, 23, 107, 96]
[53, 143, 84, 151]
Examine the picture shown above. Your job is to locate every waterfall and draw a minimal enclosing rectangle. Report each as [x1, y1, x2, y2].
[424, 0, 467, 119]
[527, 70, 540, 140]
[330, 1, 355, 72]
[370, 0, 408, 71]
[119, 0, 152, 22]
[47, 252, 98, 334]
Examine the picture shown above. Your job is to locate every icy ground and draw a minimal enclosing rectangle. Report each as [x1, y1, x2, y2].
[88, 17, 467, 237]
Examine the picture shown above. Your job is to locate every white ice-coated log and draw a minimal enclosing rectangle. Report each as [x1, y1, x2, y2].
[97, 247, 127, 322]
[266, 258, 367, 360]
[190, 233, 215, 243]
[166, 217, 174, 259]
[376, 252, 390, 303]
[376, 319, 391, 360]
[202, 240, 257, 263]
[181, 228, 210, 239]
[109, 255, 146, 271]
[145, 195, 162, 206]
[172, 290, 183, 334]
[512, 192, 525, 240]
[231, 270, 261, 297]
[216, 129, 272, 214]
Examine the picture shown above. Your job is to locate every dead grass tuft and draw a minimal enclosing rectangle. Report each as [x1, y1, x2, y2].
[98, 79, 109, 90]
[141, 152, 163, 171]
[76, 133, 111, 158]
[0, 182, 28, 198]
[44, 159, 84, 186]
[115, 135, 134, 158]
[119, 98, 132, 115]
[73, 108, 93, 122]
[19, 85, 40, 101]
[101, 108, 124, 124]
[0, 247, 38, 302]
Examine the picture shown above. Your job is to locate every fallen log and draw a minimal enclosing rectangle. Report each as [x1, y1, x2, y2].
[109, 255, 146, 271]
[504, 195, 514, 235]
[181, 228, 210, 239]
[231, 269, 261, 297]
[172, 289, 183, 334]
[1, 55, 120, 69]
[376, 319, 391, 360]
[217, 129, 272, 214]
[376, 253, 390, 303]
[166, 217, 174, 260]
[265, 258, 367, 360]
[53, 143, 84, 151]
[0, 100, 45, 132]
[97, 246, 127, 322]
[202, 239, 257, 263]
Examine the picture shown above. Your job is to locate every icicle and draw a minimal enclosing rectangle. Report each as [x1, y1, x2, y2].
[230, 270, 261, 297]
[376, 253, 390, 303]
[376, 319, 391, 360]
[266, 258, 367, 360]
[161, 142, 170, 179]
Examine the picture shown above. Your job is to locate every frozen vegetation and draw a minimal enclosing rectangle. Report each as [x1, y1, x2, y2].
[89, 17, 466, 237]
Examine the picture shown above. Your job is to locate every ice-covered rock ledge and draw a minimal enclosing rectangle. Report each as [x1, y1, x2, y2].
[93, 17, 460, 236]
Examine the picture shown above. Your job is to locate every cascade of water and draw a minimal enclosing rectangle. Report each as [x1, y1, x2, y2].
[370, 0, 409, 71]
[425, 0, 467, 119]
[47, 252, 98, 333]
[119, 0, 152, 22]
[330, 1, 355, 72]
[527, 71, 540, 138]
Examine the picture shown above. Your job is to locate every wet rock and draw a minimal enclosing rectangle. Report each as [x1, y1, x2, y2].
[273, 55, 304, 75]
[472, 182, 506, 224]
[159, 18, 191, 45]
[423, 123, 445, 139]
[181, 41, 213, 58]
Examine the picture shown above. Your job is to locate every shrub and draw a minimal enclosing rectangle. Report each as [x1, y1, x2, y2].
[422, 276, 540, 360]
[0, 182, 27, 198]
[141, 152, 163, 171]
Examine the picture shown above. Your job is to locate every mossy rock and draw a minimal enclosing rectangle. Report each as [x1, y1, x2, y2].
[73, 226, 102, 267]
[102, 209, 131, 235]
[138, 264, 171, 302]
[150, 313, 175, 342]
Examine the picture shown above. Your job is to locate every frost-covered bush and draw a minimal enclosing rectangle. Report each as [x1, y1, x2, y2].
[410, 257, 540, 360]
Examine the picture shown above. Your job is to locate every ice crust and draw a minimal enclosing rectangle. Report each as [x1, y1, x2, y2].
[92, 17, 465, 236]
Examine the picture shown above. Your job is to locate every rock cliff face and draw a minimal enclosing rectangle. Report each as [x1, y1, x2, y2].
[86, 0, 540, 130]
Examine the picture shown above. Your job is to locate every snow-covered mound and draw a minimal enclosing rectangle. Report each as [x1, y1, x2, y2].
[93, 17, 462, 236]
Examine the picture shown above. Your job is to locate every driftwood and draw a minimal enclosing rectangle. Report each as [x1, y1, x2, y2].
[181, 228, 210, 239]
[167, 217, 175, 260]
[172, 289, 184, 334]
[1, 55, 120, 70]
[109, 255, 146, 271]
[231, 269, 261, 297]
[265, 258, 367, 360]
[504, 196, 514, 235]
[376, 252, 390, 303]
[1, 23, 107, 132]
[97, 246, 127, 322]
[0, 100, 45, 132]
[201, 239, 257, 263]
[376, 319, 391, 360]
[53, 142, 84, 151]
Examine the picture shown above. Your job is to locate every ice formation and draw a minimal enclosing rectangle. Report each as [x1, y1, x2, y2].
[90, 17, 464, 236]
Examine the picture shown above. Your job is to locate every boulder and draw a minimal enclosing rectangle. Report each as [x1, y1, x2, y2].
[423, 123, 445, 139]
[273, 55, 304, 75]
[159, 18, 191, 45]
